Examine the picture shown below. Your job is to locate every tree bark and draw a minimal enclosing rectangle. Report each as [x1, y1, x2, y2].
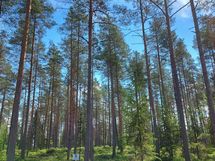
[0, 0, 3, 15]
[0, 89, 6, 126]
[116, 64, 123, 152]
[84, 0, 94, 160]
[110, 62, 117, 158]
[163, 0, 191, 160]
[7, 0, 32, 160]
[21, 18, 36, 158]
[190, 0, 215, 143]
[139, 0, 159, 155]
[67, 30, 76, 159]
[48, 74, 55, 148]
[20, 86, 27, 149]
[107, 68, 112, 147]
[28, 53, 38, 149]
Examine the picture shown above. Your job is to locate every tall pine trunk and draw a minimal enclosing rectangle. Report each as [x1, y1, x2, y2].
[7, 0, 32, 160]
[139, 0, 159, 155]
[163, 0, 191, 160]
[190, 0, 215, 143]
[116, 64, 123, 152]
[48, 75, 55, 148]
[84, 0, 94, 160]
[67, 34, 76, 159]
[28, 53, 38, 150]
[21, 19, 36, 158]
[109, 62, 117, 158]
[107, 68, 112, 147]
[0, 0, 2, 15]
[0, 89, 6, 126]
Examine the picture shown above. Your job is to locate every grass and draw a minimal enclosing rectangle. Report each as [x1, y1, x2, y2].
[0, 146, 135, 161]
[2, 145, 215, 161]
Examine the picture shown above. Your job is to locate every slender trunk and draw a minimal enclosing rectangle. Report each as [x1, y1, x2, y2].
[0, 0, 3, 15]
[110, 62, 117, 158]
[103, 102, 106, 146]
[0, 89, 6, 126]
[28, 51, 38, 150]
[155, 34, 173, 159]
[7, 0, 32, 160]
[190, 0, 215, 142]
[74, 23, 81, 154]
[53, 99, 60, 147]
[95, 101, 99, 146]
[28, 18, 38, 148]
[63, 82, 69, 146]
[34, 77, 41, 149]
[67, 23, 77, 159]
[45, 80, 51, 147]
[164, 0, 191, 160]
[20, 87, 27, 149]
[107, 68, 112, 147]
[178, 69, 190, 130]
[193, 77, 205, 133]
[21, 17, 36, 158]
[34, 110, 38, 148]
[156, 35, 166, 107]
[84, 0, 94, 160]
[116, 64, 123, 152]
[139, 0, 159, 154]
[48, 75, 55, 148]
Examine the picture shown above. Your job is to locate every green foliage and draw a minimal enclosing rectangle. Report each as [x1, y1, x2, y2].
[130, 97, 156, 160]
[0, 147, 137, 161]
[0, 124, 8, 151]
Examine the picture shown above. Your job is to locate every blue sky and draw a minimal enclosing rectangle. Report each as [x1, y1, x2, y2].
[44, 0, 198, 60]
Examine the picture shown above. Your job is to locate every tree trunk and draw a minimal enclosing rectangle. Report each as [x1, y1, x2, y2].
[21, 18, 36, 158]
[190, 0, 215, 143]
[163, 0, 191, 160]
[107, 68, 112, 147]
[45, 80, 51, 148]
[67, 45, 76, 160]
[0, 0, 3, 15]
[48, 75, 55, 148]
[84, 0, 94, 160]
[74, 22, 81, 155]
[0, 89, 6, 126]
[116, 64, 123, 153]
[53, 99, 60, 147]
[110, 62, 117, 158]
[139, 0, 159, 155]
[28, 51, 38, 150]
[7, 0, 32, 160]
[63, 82, 70, 147]
[155, 33, 174, 159]
[20, 87, 27, 149]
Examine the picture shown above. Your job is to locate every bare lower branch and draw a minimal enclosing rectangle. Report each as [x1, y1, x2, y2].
[170, 2, 190, 18]
[168, 0, 177, 7]
[149, 0, 166, 16]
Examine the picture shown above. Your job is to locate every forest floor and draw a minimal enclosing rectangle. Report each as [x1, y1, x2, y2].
[0, 146, 135, 161]
[1, 145, 215, 161]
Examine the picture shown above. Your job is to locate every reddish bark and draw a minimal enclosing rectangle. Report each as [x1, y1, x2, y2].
[7, 0, 32, 160]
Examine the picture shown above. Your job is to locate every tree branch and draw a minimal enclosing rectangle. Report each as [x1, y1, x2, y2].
[149, 0, 166, 16]
[170, 2, 190, 18]
[80, 35, 89, 44]
[168, 0, 177, 7]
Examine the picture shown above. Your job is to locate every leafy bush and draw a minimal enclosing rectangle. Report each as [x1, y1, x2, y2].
[0, 124, 8, 151]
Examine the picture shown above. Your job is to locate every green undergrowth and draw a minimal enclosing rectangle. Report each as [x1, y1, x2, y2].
[1, 145, 215, 161]
[0, 146, 135, 161]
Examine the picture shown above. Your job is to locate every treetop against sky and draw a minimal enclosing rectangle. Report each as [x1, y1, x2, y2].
[45, 0, 198, 59]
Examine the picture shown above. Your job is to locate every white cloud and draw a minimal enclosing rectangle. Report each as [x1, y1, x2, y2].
[173, 0, 191, 18]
